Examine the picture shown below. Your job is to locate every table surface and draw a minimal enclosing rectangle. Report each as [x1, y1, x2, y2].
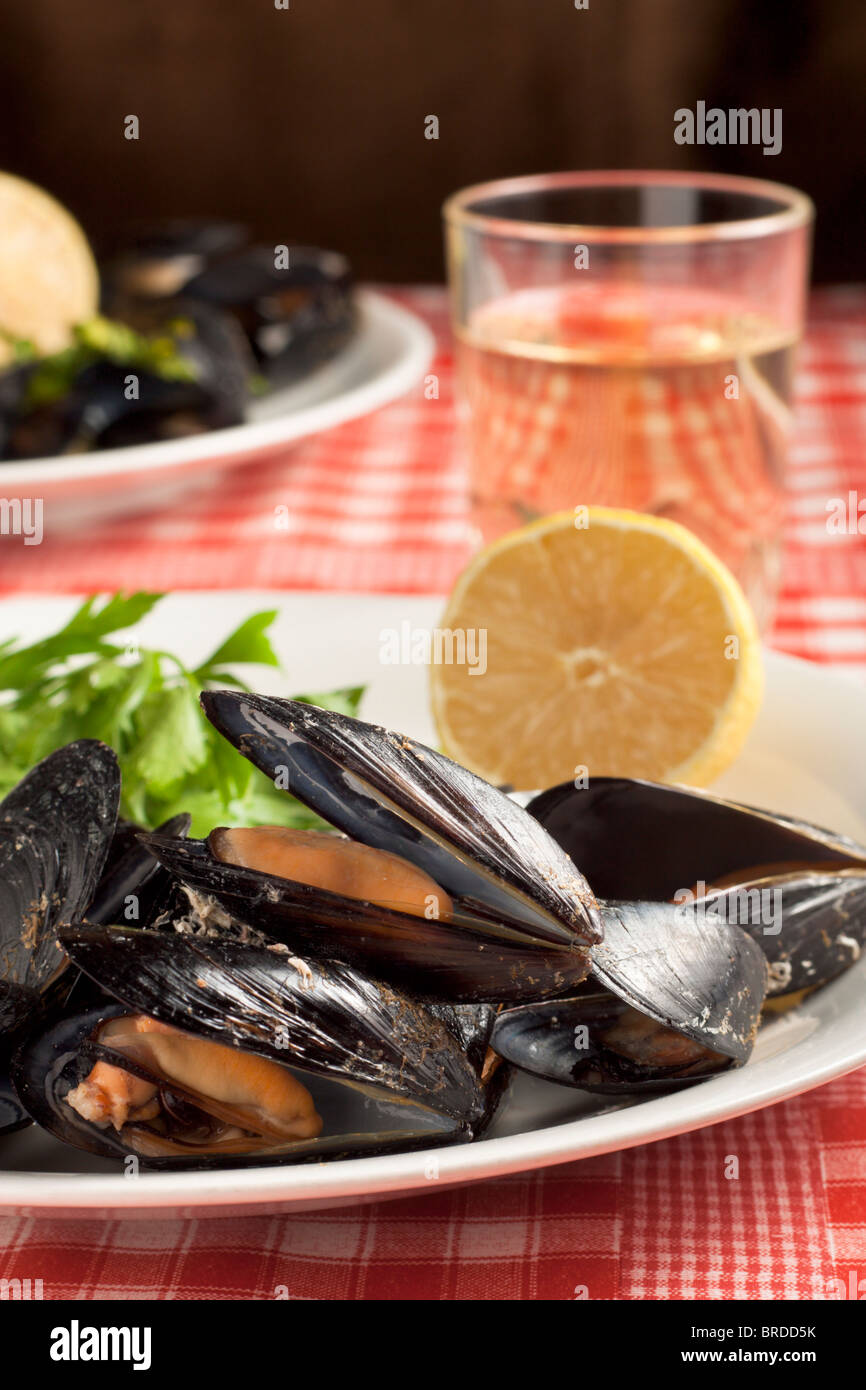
[1, 286, 865, 1300]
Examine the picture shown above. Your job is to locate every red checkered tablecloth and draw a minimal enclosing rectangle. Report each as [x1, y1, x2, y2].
[0, 286, 865, 1300]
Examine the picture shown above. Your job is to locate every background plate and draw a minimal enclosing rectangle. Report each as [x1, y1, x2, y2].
[1, 591, 864, 1217]
[0, 293, 433, 526]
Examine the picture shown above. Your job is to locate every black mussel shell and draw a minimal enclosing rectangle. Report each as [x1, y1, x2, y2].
[0, 1037, 30, 1135]
[88, 812, 191, 928]
[491, 894, 768, 1094]
[142, 834, 589, 1004]
[184, 246, 355, 383]
[0, 741, 120, 1036]
[4, 808, 192, 1098]
[589, 898, 768, 1064]
[200, 691, 602, 950]
[702, 869, 866, 996]
[527, 777, 866, 900]
[1, 302, 250, 460]
[492, 989, 733, 1093]
[528, 777, 866, 995]
[11, 925, 485, 1167]
[102, 220, 249, 303]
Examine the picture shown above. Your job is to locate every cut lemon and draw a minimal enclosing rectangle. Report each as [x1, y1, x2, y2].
[431, 508, 763, 790]
[0, 171, 98, 366]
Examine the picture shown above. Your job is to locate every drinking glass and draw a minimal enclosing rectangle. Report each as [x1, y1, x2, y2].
[443, 171, 814, 627]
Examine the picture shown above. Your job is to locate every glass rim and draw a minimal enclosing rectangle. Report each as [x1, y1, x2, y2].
[442, 170, 814, 245]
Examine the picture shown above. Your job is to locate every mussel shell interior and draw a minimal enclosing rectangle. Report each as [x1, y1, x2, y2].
[11, 1004, 468, 1169]
[528, 777, 866, 901]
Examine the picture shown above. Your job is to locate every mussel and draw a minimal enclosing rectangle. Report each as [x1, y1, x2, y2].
[102, 220, 249, 304]
[0, 741, 120, 1039]
[488, 777, 866, 1091]
[140, 692, 771, 1097]
[3, 712, 824, 1154]
[12, 922, 492, 1168]
[0, 750, 188, 1137]
[527, 777, 866, 998]
[143, 691, 603, 1003]
[0, 741, 121, 1135]
[0, 302, 250, 460]
[184, 246, 356, 384]
[492, 894, 769, 1090]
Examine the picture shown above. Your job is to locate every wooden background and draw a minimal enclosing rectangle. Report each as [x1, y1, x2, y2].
[0, 0, 862, 282]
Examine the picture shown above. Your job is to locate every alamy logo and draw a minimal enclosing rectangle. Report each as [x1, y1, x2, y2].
[0, 1277, 43, 1299]
[0, 497, 43, 545]
[379, 621, 487, 675]
[674, 102, 782, 156]
[674, 880, 783, 935]
[50, 1320, 152, 1371]
[826, 492, 866, 534]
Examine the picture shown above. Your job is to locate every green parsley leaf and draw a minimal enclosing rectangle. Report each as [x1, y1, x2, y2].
[0, 593, 365, 836]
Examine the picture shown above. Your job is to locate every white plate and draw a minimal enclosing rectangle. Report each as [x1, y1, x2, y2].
[1, 591, 865, 1218]
[4, 293, 433, 524]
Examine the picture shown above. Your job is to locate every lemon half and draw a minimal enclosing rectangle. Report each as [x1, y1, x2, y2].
[0, 171, 98, 366]
[431, 508, 763, 790]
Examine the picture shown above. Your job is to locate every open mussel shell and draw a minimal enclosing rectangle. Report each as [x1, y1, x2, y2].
[527, 777, 866, 900]
[142, 833, 589, 1004]
[200, 691, 602, 950]
[12, 925, 486, 1168]
[0, 795, 182, 1139]
[528, 777, 866, 997]
[0, 740, 120, 1037]
[492, 895, 768, 1093]
[589, 898, 768, 1062]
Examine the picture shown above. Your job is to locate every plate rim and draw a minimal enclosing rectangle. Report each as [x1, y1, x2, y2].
[2, 644, 865, 1215]
[0, 291, 433, 486]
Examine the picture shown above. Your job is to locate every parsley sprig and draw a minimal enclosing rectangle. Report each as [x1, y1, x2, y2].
[0, 593, 363, 835]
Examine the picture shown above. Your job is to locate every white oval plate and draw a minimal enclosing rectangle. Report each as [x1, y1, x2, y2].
[1, 293, 433, 520]
[1, 591, 864, 1218]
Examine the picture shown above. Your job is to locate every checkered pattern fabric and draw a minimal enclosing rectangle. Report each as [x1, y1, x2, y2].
[0, 287, 864, 1299]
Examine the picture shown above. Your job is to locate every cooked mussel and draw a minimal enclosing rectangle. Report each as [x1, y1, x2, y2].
[12, 924, 488, 1168]
[184, 246, 356, 384]
[0, 741, 120, 1038]
[102, 220, 249, 304]
[492, 991, 726, 1092]
[0, 758, 188, 1137]
[492, 894, 769, 1090]
[142, 691, 603, 1002]
[700, 869, 866, 997]
[528, 777, 866, 997]
[0, 740, 120, 1136]
[1, 302, 250, 460]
